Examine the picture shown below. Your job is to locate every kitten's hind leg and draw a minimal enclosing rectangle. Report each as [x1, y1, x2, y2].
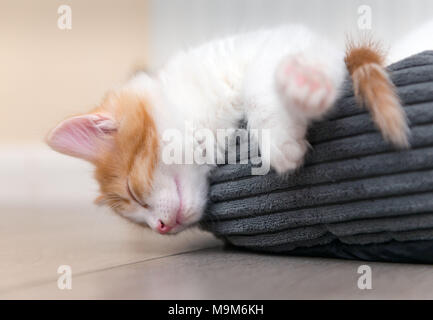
[275, 49, 346, 120]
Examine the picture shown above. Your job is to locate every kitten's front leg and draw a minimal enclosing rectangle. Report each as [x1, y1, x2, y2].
[244, 44, 346, 174]
[275, 50, 346, 121]
[246, 97, 310, 174]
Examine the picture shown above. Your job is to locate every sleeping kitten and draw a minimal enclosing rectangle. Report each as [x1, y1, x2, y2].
[47, 26, 408, 234]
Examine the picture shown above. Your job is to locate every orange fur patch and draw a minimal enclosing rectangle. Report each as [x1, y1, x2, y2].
[93, 91, 159, 212]
[345, 41, 385, 74]
[345, 40, 409, 147]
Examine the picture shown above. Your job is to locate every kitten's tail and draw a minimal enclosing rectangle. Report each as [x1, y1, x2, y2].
[345, 40, 409, 148]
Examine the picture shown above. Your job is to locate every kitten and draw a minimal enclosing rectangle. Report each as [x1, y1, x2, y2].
[47, 26, 408, 234]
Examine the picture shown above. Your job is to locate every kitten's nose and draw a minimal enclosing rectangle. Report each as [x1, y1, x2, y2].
[157, 220, 173, 234]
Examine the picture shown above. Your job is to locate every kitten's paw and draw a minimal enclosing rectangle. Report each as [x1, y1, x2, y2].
[276, 55, 337, 119]
[269, 139, 308, 174]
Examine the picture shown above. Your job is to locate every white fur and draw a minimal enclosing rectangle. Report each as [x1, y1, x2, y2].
[124, 25, 348, 233]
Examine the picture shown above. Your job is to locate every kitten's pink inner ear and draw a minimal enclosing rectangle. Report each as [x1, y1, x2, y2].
[47, 114, 117, 162]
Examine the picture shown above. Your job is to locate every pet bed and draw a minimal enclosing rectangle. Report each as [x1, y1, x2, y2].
[201, 51, 433, 263]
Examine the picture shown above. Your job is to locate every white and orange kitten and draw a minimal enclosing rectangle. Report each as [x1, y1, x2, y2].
[47, 25, 408, 234]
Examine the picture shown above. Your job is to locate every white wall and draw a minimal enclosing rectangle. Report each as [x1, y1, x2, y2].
[148, 0, 433, 67]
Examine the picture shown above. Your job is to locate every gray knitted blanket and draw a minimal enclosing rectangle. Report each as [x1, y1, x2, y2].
[201, 51, 433, 259]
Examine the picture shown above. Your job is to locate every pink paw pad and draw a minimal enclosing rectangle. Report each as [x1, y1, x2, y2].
[278, 57, 335, 116]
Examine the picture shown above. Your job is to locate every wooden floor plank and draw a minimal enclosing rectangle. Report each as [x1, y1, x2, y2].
[0, 205, 221, 294]
[5, 247, 433, 299]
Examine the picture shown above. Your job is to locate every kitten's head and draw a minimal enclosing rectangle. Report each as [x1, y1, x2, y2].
[46, 75, 208, 234]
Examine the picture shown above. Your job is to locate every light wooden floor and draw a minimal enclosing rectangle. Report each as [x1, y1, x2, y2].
[2, 205, 433, 299]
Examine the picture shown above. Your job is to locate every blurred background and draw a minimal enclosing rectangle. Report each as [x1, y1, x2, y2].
[1, 0, 433, 298]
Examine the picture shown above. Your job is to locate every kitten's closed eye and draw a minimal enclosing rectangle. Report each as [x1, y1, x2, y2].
[127, 179, 149, 209]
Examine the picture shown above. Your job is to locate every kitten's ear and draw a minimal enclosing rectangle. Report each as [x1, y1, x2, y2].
[46, 113, 117, 162]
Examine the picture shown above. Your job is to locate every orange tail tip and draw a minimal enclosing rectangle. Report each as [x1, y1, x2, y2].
[345, 40, 410, 148]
